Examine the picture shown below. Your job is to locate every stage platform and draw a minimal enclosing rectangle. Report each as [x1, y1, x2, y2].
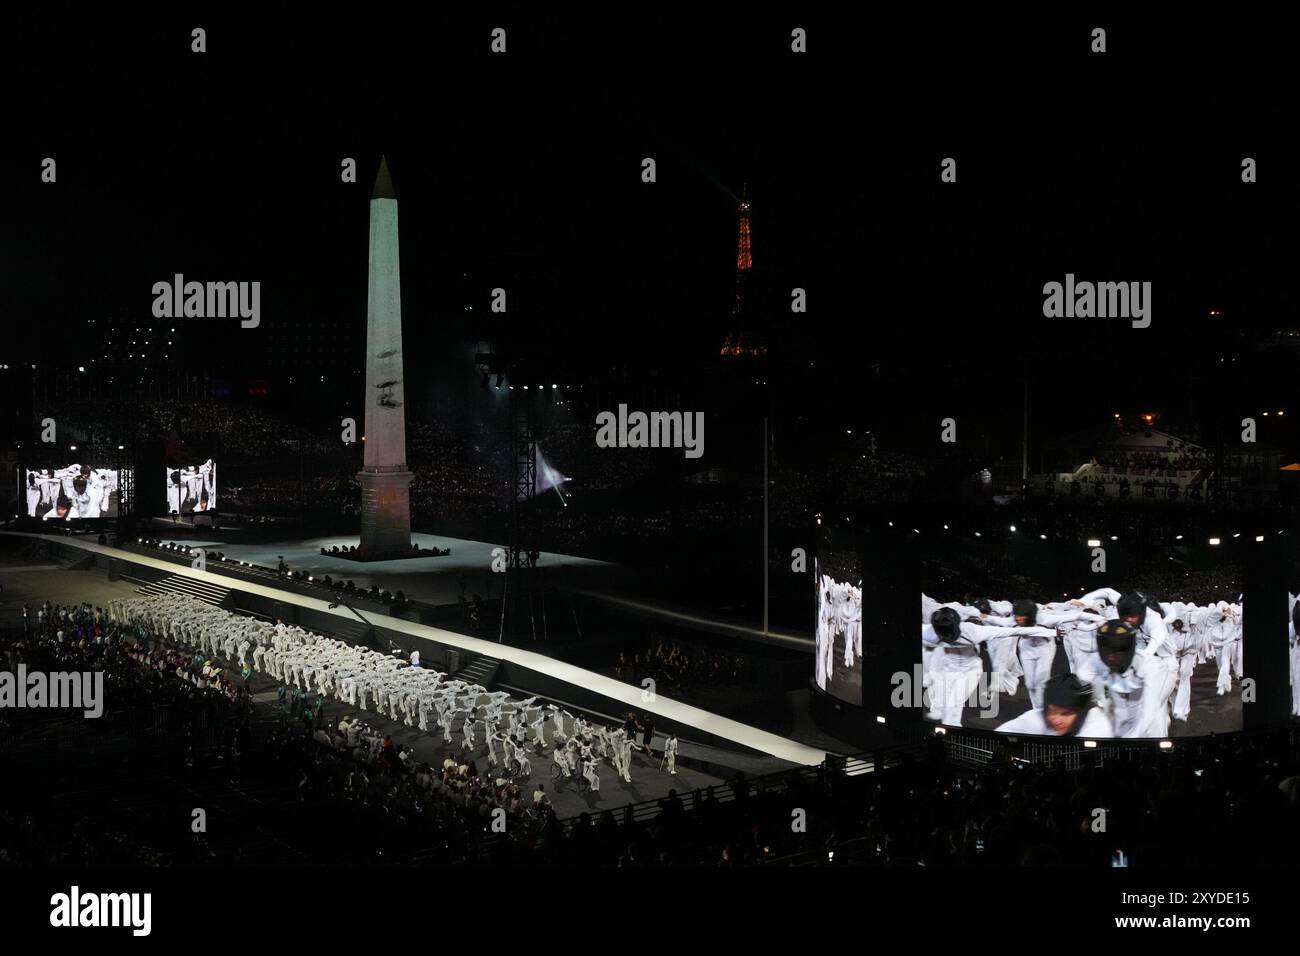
[0, 531, 828, 768]
[148, 531, 613, 606]
[133, 530, 819, 663]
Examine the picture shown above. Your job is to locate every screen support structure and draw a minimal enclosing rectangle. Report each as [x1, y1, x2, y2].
[499, 386, 538, 642]
[117, 452, 134, 518]
[90, 441, 134, 518]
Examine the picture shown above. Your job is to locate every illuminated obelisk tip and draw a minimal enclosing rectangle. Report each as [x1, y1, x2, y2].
[357, 155, 413, 556]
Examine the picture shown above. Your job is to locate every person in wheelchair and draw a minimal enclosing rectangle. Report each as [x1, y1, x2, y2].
[552, 740, 574, 779]
[510, 740, 532, 778]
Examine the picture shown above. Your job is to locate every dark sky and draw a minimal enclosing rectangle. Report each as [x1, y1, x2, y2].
[3, 6, 1297, 445]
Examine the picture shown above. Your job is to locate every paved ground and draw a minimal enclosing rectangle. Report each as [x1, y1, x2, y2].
[247, 672, 729, 818]
[0, 558, 137, 622]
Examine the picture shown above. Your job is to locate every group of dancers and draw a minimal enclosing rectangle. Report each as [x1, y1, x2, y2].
[166, 459, 216, 514]
[1285, 594, 1300, 720]
[106, 593, 679, 791]
[550, 714, 678, 791]
[921, 586, 1245, 738]
[815, 572, 862, 690]
[24, 465, 120, 519]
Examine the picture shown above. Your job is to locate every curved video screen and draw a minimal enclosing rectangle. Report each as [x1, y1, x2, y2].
[165, 459, 217, 514]
[919, 535, 1243, 739]
[815, 527, 862, 704]
[1285, 592, 1300, 722]
[22, 465, 125, 519]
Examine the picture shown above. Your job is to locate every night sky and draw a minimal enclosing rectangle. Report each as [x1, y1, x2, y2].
[3, 6, 1298, 447]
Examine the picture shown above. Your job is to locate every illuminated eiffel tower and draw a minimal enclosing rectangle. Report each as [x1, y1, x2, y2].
[720, 184, 766, 357]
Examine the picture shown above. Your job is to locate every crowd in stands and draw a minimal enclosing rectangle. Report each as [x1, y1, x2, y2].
[613, 635, 753, 695]
[23, 397, 942, 556]
[52, 398, 293, 462]
[771, 446, 931, 529]
[496, 728, 1300, 866]
[0, 600, 549, 865]
[4, 592, 1298, 867]
[9, 600, 251, 707]
[1120, 564, 1241, 608]
[545, 491, 761, 555]
[1039, 471, 1204, 503]
[870, 734, 1300, 867]
[999, 495, 1249, 542]
[24, 396, 1279, 574]
[1091, 449, 1207, 477]
[0, 601, 253, 865]
[260, 713, 554, 865]
[924, 553, 1240, 613]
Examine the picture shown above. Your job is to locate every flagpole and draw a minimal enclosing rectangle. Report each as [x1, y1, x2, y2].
[1022, 376, 1029, 483]
[763, 417, 769, 635]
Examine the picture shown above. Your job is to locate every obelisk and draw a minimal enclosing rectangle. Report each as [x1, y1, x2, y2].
[357, 156, 413, 557]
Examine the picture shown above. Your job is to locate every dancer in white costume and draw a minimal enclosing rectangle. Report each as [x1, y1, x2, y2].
[607, 729, 625, 779]
[994, 673, 1114, 737]
[107, 593, 622, 781]
[582, 756, 600, 792]
[489, 726, 509, 770]
[1080, 620, 1147, 738]
[35, 470, 62, 516]
[925, 581, 1244, 736]
[1079, 588, 1178, 738]
[181, 465, 202, 510]
[925, 608, 1056, 727]
[1289, 600, 1300, 717]
[1211, 602, 1243, 697]
[662, 733, 678, 774]
[1162, 603, 1208, 722]
[167, 468, 185, 515]
[24, 472, 42, 516]
[198, 459, 216, 510]
[832, 578, 850, 668]
[618, 733, 636, 783]
[990, 600, 1104, 710]
[816, 574, 835, 689]
[842, 582, 862, 668]
[920, 593, 1005, 696]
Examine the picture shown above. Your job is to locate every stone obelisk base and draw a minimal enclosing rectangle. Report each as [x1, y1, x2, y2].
[357, 469, 413, 559]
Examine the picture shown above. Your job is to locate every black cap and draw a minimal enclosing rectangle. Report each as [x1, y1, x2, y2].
[1012, 599, 1037, 624]
[930, 607, 962, 643]
[1117, 592, 1147, 620]
[1096, 619, 1138, 673]
[1043, 672, 1092, 711]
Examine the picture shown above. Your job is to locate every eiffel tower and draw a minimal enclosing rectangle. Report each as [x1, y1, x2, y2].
[720, 184, 767, 357]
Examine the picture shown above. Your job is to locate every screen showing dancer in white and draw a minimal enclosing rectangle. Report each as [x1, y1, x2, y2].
[24, 465, 121, 519]
[920, 586, 1243, 738]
